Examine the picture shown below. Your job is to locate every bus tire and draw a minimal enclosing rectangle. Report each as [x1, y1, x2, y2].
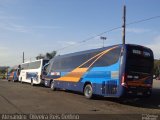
[84, 84, 93, 99]
[31, 79, 34, 86]
[50, 80, 56, 91]
[20, 78, 23, 84]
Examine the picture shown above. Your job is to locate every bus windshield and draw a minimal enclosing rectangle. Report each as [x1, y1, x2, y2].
[126, 45, 153, 74]
[43, 60, 49, 66]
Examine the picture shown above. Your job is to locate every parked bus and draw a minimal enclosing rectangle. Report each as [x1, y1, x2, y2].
[19, 59, 49, 85]
[43, 44, 154, 98]
[7, 65, 20, 82]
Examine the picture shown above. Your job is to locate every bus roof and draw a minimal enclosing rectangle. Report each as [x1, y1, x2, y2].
[21, 59, 48, 65]
[55, 44, 122, 59]
[54, 44, 152, 60]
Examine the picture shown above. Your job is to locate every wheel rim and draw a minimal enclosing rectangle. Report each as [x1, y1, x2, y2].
[51, 82, 54, 89]
[85, 85, 92, 98]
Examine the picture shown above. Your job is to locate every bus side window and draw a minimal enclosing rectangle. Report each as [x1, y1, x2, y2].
[43, 67, 47, 75]
[92, 47, 121, 67]
[43, 63, 50, 75]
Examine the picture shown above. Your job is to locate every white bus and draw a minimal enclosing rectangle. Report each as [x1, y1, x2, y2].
[19, 59, 49, 85]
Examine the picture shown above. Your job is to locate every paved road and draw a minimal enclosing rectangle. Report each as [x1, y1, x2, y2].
[0, 79, 160, 116]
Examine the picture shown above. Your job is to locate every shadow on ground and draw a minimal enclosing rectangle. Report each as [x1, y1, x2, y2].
[63, 88, 160, 110]
[91, 88, 160, 109]
[15, 81, 160, 110]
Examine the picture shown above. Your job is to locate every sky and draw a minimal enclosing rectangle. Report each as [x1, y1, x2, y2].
[0, 0, 160, 66]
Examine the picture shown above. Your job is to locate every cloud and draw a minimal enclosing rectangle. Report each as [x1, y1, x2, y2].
[0, 14, 28, 33]
[0, 13, 62, 33]
[146, 35, 160, 59]
[0, 46, 8, 50]
[0, 46, 9, 58]
[0, 21, 62, 33]
[4, 23, 28, 33]
[31, 26, 62, 29]
[56, 40, 76, 46]
[127, 28, 150, 34]
[0, 16, 19, 20]
[65, 41, 77, 45]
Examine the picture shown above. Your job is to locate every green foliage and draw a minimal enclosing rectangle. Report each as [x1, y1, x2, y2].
[46, 51, 56, 59]
[0, 69, 6, 74]
[36, 51, 57, 60]
[154, 59, 160, 77]
[36, 54, 45, 60]
[0, 68, 8, 79]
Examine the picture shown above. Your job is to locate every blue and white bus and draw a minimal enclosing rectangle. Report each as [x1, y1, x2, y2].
[19, 59, 49, 86]
[43, 44, 154, 98]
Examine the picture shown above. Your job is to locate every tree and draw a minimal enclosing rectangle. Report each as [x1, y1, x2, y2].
[0, 69, 6, 74]
[36, 54, 45, 60]
[45, 51, 56, 59]
[154, 59, 160, 77]
[0, 67, 8, 79]
[36, 51, 57, 60]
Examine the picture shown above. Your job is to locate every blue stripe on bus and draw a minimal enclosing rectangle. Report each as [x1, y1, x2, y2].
[60, 72, 69, 76]
[89, 60, 120, 72]
[81, 61, 120, 83]
[54, 80, 122, 97]
[53, 60, 122, 97]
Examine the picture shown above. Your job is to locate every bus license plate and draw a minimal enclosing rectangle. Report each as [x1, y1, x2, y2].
[137, 92, 143, 95]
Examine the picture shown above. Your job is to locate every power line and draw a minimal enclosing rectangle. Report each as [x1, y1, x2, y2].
[23, 15, 160, 62]
[127, 15, 160, 26]
[56, 15, 160, 52]
[56, 26, 121, 52]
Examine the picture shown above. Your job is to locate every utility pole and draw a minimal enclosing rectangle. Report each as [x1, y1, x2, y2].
[100, 36, 107, 48]
[122, 4, 126, 44]
[23, 52, 24, 63]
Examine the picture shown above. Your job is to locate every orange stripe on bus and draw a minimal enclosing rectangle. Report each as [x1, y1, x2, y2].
[56, 68, 88, 82]
[55, 46, 119, 82]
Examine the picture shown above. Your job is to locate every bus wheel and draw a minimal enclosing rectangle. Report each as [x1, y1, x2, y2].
[31, 79, 34, 86]
[20, 78, 23, 84]
[84, 84, 93, 99]
[50, 80, 56, 91]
